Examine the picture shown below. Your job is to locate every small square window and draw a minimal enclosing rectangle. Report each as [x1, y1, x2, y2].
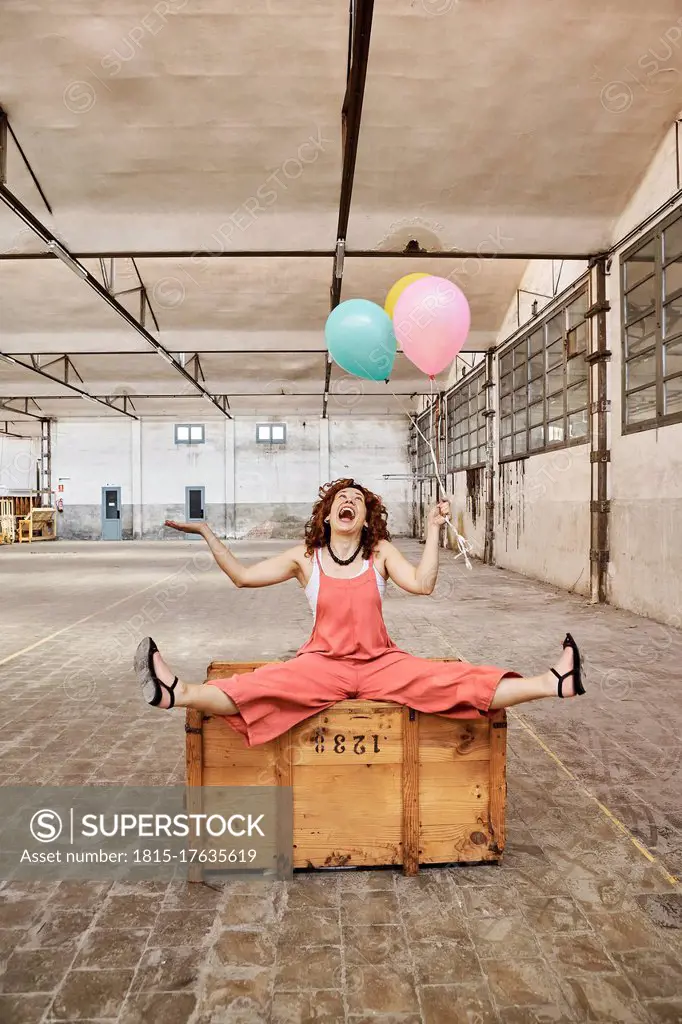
[256, 423, 286, 444]
[175, 423, 204, 445]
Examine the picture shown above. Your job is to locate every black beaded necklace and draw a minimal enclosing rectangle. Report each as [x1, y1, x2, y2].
[326, 540, 363, 566]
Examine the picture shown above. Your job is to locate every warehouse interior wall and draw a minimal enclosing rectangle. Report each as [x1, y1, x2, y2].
[43, 416, 411, 542]
[415, 120, 682, 626]
[0, 434, 39, 495]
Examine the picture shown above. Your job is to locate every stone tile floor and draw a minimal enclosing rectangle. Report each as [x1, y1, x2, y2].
[0, 540, 680, 1023]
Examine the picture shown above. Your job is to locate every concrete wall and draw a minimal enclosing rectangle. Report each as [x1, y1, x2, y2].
[54, 420, 133, 539]
[330, 417, 412, 536]
[494, 452, 591, 595]
[48, 415, 412, 541]
[0, 435, 39, 495]
[446, 469, 487, 561]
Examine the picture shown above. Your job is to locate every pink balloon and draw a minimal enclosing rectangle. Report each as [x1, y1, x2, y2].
[393, 276, 471, 377]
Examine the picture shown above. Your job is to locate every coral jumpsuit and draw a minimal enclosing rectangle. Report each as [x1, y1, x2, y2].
[207, 550, 516, 747]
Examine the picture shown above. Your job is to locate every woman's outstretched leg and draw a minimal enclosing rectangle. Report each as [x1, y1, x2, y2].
[134, 637, 238, 714]
[489, 635, 581, 710]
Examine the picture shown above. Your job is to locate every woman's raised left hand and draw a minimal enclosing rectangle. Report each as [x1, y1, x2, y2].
[427, 500, 451, 528]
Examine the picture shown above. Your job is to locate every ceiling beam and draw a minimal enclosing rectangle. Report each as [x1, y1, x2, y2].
[0, 398, 45, 421]
[323, 0, 375, 419]
[0, 352, 139, 419]
[0, 349, 333, 357]
[0, 106, 53, 216]
[0, 248, 604, 261]
[0, 391, 426, 399]
[0, 184, 232, 419]
[0, 424, 34, 439]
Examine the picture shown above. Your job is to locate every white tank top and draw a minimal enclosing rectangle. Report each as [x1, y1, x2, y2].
[304, 549, 386, 620]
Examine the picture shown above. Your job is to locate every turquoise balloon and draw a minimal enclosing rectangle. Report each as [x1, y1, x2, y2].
[325, 299, 396, 381]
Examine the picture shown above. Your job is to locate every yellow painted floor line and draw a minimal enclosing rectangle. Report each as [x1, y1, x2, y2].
[0, 570, 181, 668]
[510, 709, 679, 887]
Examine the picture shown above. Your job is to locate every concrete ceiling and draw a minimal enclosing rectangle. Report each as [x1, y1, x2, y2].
[1, 0, 682, 424]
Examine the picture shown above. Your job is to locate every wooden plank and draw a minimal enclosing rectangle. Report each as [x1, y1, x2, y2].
[202, 717, 278, 769]
[292, 764, 402, 868]
[418, 715, 491, 762]
[207, 660, 276, 679]
[402, 707, 420, 876]
[488, 710, 507, 857]
[274, 730, 293, 788]
[203, 765, 277, 787]
[292, 704, 402, 766]
[420, 761, 493, 864]
[185, 708, 204, 882]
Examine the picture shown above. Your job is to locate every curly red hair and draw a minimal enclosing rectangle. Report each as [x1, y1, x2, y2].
[304, 478, 391, 560]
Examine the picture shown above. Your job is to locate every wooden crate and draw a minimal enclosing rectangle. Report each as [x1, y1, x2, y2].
[18, 508, 57, 543]
[186, 660, 507, 877]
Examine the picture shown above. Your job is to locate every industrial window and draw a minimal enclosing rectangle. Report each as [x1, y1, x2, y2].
[622, 209, 682, 432]
[445, 368, 487, 471]
[415, 408, 439, 479]
[174, 424, 205, 445]
[256, 422, 286, 444]
[498, 288, 589, 460]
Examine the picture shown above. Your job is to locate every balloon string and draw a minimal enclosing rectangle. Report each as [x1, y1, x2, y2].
[388, 388, 473, 571]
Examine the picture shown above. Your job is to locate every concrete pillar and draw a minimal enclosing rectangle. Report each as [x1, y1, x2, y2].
[131, 419, 142, 539]
[225, 418, 235, 538]
[319, 416, 330, 485]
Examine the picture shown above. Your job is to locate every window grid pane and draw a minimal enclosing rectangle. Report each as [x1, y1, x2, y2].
[664, 375, 682, 415]
[444, 369, 486, 471]
[622, 212, 682, 431]
[498, 287, 589, 460]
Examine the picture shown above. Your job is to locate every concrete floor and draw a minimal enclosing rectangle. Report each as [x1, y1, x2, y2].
[0, 539, 681, 1024]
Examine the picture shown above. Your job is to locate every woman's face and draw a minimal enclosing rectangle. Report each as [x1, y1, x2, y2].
[328, 487, 367, 538]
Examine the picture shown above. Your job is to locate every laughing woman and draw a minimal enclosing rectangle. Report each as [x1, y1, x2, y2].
[134, 478, 585, 747]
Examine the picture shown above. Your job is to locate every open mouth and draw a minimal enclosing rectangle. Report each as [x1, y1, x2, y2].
[338, 504, 356, 523]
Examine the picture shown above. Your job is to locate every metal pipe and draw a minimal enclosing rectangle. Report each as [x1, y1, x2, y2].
[0, 248, 603, 262]
[323, 0, 375, 418]
[587, 258, 611, 604]
[483, 351, 495, 565]
[496, 270, 591, 356]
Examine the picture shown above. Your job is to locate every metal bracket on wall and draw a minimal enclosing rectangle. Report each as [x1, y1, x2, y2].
[585, 299, 611, 318]
[590, 398, 611, 414]
[590, 500, 610, 514]
[590, 450, 610, 463]
[589, 549, 610, 567]
[585, 349, 612, 365]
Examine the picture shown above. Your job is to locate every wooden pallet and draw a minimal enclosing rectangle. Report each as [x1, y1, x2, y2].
[186, 660, 507, 878]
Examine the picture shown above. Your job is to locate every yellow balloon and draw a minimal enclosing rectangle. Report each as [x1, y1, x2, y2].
[384, 273, 430, 320]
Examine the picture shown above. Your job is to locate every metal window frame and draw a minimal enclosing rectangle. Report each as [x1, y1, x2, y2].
[256, 422, 287, 445]
[444, 368, 486, 473]
[621, 206, 682, 435]
[498, 286, 590, 463]
[415, 410, 432, 479]
[174, 423, 205, 445]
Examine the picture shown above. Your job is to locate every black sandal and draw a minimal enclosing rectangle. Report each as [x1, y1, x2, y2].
[134, 637, 178, 709]
[552, 632, 586, 698]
